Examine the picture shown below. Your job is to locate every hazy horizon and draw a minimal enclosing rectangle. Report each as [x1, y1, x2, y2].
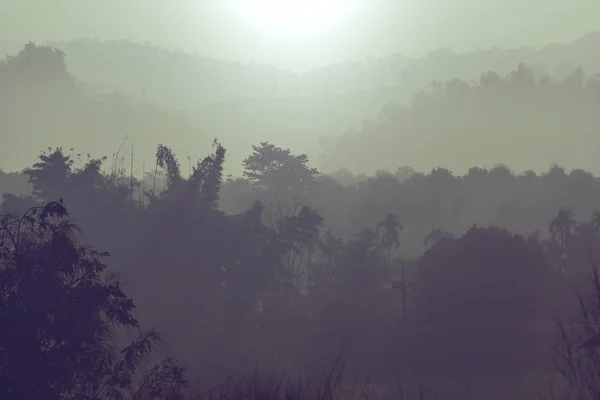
[3, 0, 600, 72]
[2, 31, 600, 175]
[5, 2, 600, 399]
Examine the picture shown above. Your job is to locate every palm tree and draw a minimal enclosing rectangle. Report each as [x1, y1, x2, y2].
[549, 206, 577, 248]
[376, 213, 403, 260]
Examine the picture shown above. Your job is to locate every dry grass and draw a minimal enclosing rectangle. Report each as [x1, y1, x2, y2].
[191, 358, 378, 400]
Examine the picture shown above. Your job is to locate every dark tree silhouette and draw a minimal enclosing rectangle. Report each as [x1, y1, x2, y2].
[336, 227, 388, 292]
[0, 201, 187, 399]
[156, 144, 183, 191]
[549, 206, 578, 248]
[150, 140, 226, 207]
[188, 139, 226, 207]
[24, 147, 74, 200]
[242, 142, 318, 197]
[376, 212, 403, 259]
[6, 35, 600, 397]
[413, 226, 569, 375]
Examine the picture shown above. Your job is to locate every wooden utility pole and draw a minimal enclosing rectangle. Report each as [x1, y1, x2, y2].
[129, 144, 134, 201]
[391, 261, 414, 321]
[141, 157, 145, 207]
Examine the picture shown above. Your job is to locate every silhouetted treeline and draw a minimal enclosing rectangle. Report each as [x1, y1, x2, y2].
[0, 201, 188, 399]
[6, 38, 600, 399]
[6, 149, 600, 260]
[40, 35, 600, 175]
[4, 140, 600, 399]
[219, 162, 600, 259]
[4, 41, 600, 178]
[0, 168, 28, 195]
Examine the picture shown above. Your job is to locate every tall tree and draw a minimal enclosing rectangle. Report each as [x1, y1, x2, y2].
[549, 206, 578, 249]
[152, 140, 226, 207]
[336, 228, 388, 292]
[187, 139, 226, 207]
[24, 147, 73, 200]
[318, 229, 343, 266]
[376, 213, 403, 260]
[277, 206, 324, 295]
[0, 201, 187, 399]
[155, 144, 182, 192]
[242, 142, 318, 199]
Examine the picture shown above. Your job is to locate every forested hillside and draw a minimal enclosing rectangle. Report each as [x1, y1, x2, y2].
[36, 32, 600, 107]
[4, 38, 600, 400]
[0, 42, 210, 173]
[3, 140, 599, 399]
[319, 63, 600, 174]
[3, 39, 600, 175]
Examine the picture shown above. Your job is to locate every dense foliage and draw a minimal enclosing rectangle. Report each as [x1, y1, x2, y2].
[0, 201, 187, 400]
[4, 40, 600, 399]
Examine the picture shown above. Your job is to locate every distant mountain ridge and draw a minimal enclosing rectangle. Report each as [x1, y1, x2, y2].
[28, 32, 600, 110]
[0, 43, 211, 173]
[3, 33, 600, 175]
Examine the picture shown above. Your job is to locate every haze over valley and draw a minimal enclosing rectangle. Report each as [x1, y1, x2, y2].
[2, 1, 600, 399]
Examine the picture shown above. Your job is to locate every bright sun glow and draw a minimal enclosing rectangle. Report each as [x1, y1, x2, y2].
[236, 0, 348, 36]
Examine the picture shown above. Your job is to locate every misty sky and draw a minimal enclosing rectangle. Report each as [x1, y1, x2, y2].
[2, 0, 599, 72]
